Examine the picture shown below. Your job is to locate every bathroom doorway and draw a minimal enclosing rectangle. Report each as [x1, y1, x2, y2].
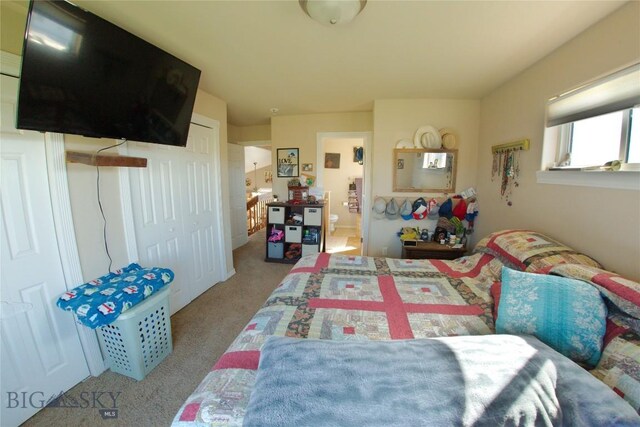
[316, 132, 372, 255]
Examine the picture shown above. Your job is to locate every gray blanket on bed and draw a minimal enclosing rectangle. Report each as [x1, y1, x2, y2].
[243, 334, 640, 427]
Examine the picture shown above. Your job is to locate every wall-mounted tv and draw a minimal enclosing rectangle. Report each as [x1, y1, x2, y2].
[17, 0, 201, 147]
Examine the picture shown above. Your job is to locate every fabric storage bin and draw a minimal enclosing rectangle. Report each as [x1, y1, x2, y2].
[268, 242, 284, 259]
[97, 287, 172, 381]
[268, 206, 285, 224]
[285, 225, 302, 243]
[304, 207, 322, 226]
[302, 244, 320, 257]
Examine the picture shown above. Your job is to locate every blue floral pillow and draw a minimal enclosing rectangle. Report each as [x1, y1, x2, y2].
[496, 267, 607, 367]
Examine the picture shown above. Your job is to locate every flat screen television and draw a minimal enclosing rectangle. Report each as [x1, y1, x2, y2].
[17, 0, 201, 147]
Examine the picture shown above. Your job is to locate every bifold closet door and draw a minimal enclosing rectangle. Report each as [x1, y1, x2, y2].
[128, 121, 222, 314]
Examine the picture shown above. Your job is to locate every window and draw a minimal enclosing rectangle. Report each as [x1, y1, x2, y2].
[563, 107, 639, 167]
[538, 63, 640, 190]
[544, 62, 640, 169]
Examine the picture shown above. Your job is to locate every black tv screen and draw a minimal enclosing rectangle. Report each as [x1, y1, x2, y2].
[17, 0, 201, 147]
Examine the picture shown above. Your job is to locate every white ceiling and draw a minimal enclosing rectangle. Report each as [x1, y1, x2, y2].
[74, 0, 627, 127]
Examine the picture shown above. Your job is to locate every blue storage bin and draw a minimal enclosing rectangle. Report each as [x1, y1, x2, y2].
[268, 242, 284, 259]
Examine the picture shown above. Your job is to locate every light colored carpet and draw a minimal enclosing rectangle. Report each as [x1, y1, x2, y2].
[22, 228, 291, 427]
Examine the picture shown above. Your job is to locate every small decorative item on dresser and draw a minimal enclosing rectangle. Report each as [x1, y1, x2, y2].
[288, 186, 308, 201]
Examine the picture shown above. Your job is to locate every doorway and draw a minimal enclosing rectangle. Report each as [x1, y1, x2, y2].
[316, 132, 372, 256]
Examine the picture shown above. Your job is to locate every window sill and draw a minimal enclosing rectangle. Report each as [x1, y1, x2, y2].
[536, 170, 640, 191]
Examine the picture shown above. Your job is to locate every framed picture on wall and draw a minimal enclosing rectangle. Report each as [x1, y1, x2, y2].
[277, 148, 299, 177]
[324, 153, 341, 169]
[302, 163, 313, 172]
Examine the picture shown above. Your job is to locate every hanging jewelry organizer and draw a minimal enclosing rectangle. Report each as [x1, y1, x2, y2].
[491, 139, 529, 206]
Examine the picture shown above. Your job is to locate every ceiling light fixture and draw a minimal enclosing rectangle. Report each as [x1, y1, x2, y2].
[299, 0, 367, 26]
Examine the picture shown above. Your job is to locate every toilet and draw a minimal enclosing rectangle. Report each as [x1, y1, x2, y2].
[329, 214, 339, 233]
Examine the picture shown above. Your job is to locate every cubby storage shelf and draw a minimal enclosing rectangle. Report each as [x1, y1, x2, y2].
[265, 201, 325, 263]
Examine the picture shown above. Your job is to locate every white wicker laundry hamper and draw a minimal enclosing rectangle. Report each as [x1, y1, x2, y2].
[97, 287, 172, 381]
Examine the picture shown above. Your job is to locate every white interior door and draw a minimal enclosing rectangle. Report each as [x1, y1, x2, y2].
[228, 143, 248, 249]
[0, 75, 90, 427]
[127, 119, 223, 314]
[183, 123, 221, 297]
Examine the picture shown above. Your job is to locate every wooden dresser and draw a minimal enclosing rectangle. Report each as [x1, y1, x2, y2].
[401, 240, 467, 260]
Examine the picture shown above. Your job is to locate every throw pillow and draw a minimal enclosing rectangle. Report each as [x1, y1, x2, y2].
[473, 230, 602, 272]
[496, 267, 607, 368]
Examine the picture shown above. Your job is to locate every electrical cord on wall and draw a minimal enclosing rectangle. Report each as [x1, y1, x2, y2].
[96, 139, 127, 273]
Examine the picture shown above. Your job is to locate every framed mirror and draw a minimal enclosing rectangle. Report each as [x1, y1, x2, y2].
[393, 148, 457, 192]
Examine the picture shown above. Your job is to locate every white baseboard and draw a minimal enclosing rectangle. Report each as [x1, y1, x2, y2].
[224, 268, 236, 281]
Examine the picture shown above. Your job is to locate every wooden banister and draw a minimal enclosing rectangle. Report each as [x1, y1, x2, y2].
[247, 194, 271, 236]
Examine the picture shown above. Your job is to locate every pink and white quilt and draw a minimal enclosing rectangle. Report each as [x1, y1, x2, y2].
[172, 252, 503, 426]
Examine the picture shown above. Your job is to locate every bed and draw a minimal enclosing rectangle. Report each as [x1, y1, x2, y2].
[172, 230, 640, 426]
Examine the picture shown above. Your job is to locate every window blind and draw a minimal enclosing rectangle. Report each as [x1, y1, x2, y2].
[546, 63, 640, 127]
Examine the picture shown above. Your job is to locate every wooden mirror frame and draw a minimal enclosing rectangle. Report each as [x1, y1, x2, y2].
[393, 148, 457, 193]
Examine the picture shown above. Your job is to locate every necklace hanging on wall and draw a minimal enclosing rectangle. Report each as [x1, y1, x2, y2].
[491, 151, 499, 181]
[490, 139, 529, 206]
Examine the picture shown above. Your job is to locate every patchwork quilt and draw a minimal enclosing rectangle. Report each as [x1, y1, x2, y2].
[173, 252, 502, 426]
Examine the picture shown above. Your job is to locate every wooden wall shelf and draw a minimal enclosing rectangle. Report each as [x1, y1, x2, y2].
[66, 150, 147, 168]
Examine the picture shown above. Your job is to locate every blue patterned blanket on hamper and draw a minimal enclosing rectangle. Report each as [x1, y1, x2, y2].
[56, 263, 174, 329]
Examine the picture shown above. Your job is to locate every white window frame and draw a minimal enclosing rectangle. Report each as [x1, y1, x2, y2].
[559, 108, 635, 166]
[538, 63, 640, 191]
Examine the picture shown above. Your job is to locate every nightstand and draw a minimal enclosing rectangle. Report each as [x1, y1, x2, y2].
[401, 240, 467, 260]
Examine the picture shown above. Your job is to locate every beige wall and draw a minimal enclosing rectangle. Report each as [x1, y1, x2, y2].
[228, 124, 240, 144]
[229, 123, 271, 144]
[477, 1, 640, 280]
[0, 1, 27, 55]
[368, 99, 480, 258]
[270, 112, 373, 199]
[323, 138, 364, 228]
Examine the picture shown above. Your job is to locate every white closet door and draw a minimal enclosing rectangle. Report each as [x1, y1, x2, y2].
[127, 120, 223, 314]
[128, 143, 190, 314]
[182, 123, 222, 297]
[0, 75, 89, 427]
